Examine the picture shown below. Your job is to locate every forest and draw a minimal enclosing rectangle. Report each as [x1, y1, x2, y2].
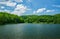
[0, 12, 60, 25]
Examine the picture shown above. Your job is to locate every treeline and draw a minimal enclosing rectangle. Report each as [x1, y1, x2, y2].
[0, 12, 24, 25]
[22, 14, 60, 24]
[0, 12, 60, 25]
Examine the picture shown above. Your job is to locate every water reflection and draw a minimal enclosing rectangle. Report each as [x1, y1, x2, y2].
[0, 24, 60, 39]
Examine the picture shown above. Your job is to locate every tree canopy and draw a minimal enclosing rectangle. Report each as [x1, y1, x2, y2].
[0, 12, 60, 25]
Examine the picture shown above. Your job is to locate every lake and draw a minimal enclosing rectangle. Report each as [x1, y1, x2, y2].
[0, 24, 60, 39]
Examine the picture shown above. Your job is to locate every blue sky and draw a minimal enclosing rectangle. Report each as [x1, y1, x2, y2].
[0, 0, 60, 15]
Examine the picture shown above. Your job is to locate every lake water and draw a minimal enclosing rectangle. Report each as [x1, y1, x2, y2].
[0, 24, 60, 39]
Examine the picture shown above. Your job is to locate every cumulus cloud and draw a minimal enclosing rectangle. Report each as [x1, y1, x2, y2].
[6, 1, 16, 7]
[46, 10, 55, 12]
[0, 0, 31, 16]
[36, 8, 46, 13]
[0, 1, 16, 7]
[12, 4, 31, 16]
[33, 8, 46, 14]
[33, 8, 55, 14]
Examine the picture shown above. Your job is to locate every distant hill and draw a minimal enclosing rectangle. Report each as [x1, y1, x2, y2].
[0, 12, 24, 25]
[0, 12, 60, 25]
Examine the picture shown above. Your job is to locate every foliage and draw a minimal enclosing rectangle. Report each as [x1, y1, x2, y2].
[0, 12, 24, 25]
[0, 12, 60, 25]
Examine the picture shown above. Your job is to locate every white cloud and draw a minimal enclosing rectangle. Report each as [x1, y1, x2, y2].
[6, 1, 16, 7]
[36, 8, 46, 13]
[0, 1, 16, 7]
[12, 4, 31, 16]
[0, 0, 23, 2]
[0, 6, 5, 9]
[15, 0, 23, 2]
[46, 10, 55, 12]
[4, 9, 11, 13]
[0, 0, 31, 16]
[0, 9, 10, 13]
[0, 0, 8, 2]
[33, 8, 55, 14]
[33, 8, 46, 14]
[33, 11, 36, 14]
[28, 0, 31, 2]
[53, 5, 60, 7]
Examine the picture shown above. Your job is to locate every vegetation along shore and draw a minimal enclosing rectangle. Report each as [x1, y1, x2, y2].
[0, 12, 60, 25]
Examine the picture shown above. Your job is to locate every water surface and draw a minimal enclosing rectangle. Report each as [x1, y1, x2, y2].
[0, 24, 60, 39]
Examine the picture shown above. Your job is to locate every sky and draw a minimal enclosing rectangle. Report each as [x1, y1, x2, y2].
[0, 0, 60, 15]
